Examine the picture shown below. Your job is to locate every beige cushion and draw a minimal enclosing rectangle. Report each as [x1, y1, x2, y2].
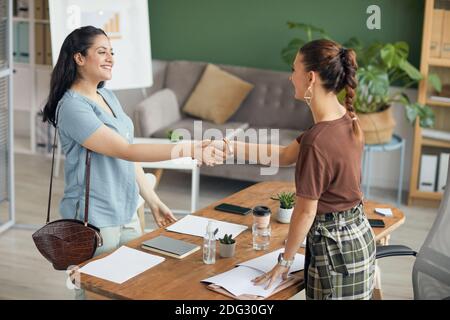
[182, 64, 254, 124]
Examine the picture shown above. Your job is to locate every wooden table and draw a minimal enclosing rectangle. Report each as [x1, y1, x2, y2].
[79, 181, 405, 300]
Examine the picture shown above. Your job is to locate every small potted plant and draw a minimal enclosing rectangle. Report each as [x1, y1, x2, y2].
[219, 234, 236, 258]
[166, 129, 184, 142]
[271, 192, 295, 224]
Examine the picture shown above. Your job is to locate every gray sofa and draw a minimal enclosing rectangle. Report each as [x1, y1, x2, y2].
[133, 59, 314, 182]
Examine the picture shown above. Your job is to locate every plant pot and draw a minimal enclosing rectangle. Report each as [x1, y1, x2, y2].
[357, 106, 396, 145]
[219, 242, 236, 258]
[277, 207, 294, 224]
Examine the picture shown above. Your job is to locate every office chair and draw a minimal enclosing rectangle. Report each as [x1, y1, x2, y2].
[376, 162, 450, 299]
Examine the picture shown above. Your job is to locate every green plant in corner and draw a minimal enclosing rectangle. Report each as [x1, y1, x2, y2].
[167, 130, 183, 142]
[271, 191, 296, 209]
[281, 22, 442, 129]
[219, 234, 235, 245]
[343, 38, 441, 128]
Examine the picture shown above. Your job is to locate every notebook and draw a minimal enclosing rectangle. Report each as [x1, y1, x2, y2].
[141, 235, 200, 259]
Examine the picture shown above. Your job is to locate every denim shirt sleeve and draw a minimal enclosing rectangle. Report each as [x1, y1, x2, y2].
[57, 97, 103, 145]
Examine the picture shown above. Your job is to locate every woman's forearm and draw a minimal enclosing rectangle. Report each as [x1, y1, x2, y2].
[122, 143, 193, 163]
[283, 209, 316, 261]
[83, 125, 195, 163]
[232, 141, 288, 166]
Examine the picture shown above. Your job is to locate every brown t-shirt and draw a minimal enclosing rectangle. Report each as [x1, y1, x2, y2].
[295, 112, 363, 214]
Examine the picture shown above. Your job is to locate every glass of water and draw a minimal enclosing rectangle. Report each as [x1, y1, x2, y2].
[252, 223, 271, 250]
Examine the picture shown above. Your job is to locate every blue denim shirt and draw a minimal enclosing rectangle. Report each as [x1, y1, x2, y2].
[57, 88, 138, 228]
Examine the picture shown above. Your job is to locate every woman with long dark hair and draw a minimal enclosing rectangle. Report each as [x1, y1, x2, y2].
[42, 26, 226, 270]
[233, 39, 376, 299]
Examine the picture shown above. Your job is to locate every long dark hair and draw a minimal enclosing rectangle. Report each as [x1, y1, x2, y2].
[299, 39, 361, 141]
[42, 26, 108, 127]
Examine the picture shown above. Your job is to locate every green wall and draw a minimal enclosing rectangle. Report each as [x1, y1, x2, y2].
[148, 0, 424, 71]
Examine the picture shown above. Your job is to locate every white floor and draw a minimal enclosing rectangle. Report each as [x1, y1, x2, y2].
[0, 154, 438, 299]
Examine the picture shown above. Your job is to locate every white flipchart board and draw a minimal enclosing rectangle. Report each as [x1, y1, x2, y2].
[48, 0, 152, 90]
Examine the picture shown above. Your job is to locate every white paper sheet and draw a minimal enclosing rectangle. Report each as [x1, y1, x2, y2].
[166, 215, 248, 239]
[238, 248, 305, 273]
[201, 248, 305, 298]
[202, 266, 283, 298]
[375, 208, 393, 217]
[78, 246, 165, 284]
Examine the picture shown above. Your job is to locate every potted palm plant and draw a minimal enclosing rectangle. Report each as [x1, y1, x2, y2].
[281, 23, 442, 144]
[271, 191, 296, 224]
[219, 234, 236, 258]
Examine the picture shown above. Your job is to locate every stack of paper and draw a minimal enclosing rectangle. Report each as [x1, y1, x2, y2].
[203, 266, 283, 298]
[202, 248, 305, 298]
[238, 248, 305, 273]
[78, 246, 165, 284]
[374, 208, 393, 217]
[166, 215, 248, 239]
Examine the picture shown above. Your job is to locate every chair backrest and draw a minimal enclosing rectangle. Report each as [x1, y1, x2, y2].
[413, 161, 450, 299]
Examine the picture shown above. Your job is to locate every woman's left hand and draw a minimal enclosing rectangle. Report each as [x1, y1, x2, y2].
[149, 201, 177, 228]
[251, 264, 290, 290]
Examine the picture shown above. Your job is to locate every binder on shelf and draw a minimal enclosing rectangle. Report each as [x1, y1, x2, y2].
[44, 24, 52, 65]
[34, 0, 44, 20]
[419, 154, 438, 192]
[441, 10, 450, 59]
[421, 127, 450, 141]
[13, 22, 19, 62]
[35, 23, 45, 65]
[13, 0, 17, 17]
[16, 0, 29, 18]
[438, 153, 449, 192]
[43, 0, 49, 20]
[430, 8, 444, 57]
[17, 22, 29, 63]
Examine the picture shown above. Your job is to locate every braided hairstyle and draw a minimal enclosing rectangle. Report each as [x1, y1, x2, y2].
[299, 39, 362, 141]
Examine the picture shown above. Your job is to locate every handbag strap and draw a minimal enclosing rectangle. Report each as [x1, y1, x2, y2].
[46, 126, 91, 226]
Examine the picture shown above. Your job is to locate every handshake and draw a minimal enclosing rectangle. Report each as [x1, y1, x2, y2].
[188, 138, 234, 167]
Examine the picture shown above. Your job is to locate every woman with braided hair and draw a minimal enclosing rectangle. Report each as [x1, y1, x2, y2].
[249, 39, 376, 299]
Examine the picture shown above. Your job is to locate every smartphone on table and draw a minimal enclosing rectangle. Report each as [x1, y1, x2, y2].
[214, 203, 252, 215]
[368, 219, 385, 228]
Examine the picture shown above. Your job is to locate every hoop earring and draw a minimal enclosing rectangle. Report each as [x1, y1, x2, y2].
[304, 85, 313, 106]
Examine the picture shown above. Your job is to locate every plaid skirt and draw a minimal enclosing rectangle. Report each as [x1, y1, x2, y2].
[305, 202, 376, 300]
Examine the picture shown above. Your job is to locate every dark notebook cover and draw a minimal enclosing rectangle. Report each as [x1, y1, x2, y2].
[141, 235, 200, 259]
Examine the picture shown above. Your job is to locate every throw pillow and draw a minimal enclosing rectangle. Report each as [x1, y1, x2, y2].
[182, 64, 254, 124]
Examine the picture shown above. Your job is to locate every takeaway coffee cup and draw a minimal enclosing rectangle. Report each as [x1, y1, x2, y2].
[252, 206, 271, 228]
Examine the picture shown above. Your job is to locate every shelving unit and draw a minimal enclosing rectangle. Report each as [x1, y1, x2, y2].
[0, 0, 15, 234]
[408, 0, 450, 205]
[12, 0, 52, 154]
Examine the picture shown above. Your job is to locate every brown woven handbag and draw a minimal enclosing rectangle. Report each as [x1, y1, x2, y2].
[32, 129, 103, 271]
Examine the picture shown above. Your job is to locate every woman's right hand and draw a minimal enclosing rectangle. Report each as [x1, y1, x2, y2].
[192, 139, 228, 166]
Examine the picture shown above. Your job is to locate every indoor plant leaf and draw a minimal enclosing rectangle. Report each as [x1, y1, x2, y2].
[380, 43, 396, 69]
[428, 73, 442, 93]
[405, 104, 419, 124]
[398, 59, 423, 81]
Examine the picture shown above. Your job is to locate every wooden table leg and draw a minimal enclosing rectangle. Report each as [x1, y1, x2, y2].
[137, 204, 146, 234]
[373, 235, 390, 300]
[154, 169, 163, 187]
[372, 263, 383, 300]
